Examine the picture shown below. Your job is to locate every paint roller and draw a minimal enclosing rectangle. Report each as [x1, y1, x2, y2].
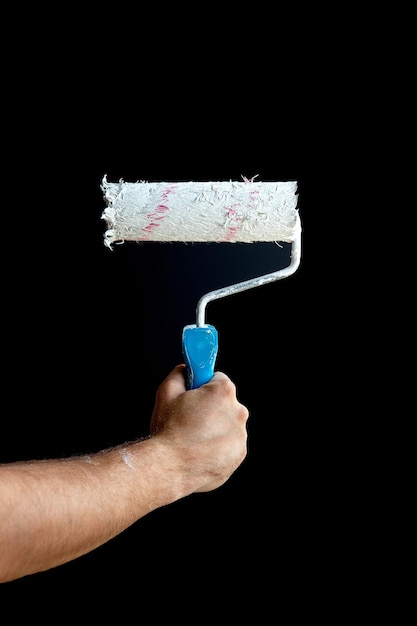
[101, 176, 302, 389]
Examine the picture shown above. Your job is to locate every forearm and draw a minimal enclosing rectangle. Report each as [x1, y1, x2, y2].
[0, 367, 249, 583]
[0, 437, 185, 583]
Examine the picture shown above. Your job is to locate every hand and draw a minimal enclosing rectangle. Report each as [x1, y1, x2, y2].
[150, 364, 249, 492]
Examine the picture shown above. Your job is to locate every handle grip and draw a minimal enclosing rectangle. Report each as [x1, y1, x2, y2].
[182, 324, 218, 390]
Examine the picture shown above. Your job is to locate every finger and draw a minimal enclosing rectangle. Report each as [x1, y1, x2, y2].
[208, 371, 236, 393]
[210, 371, 229, 382]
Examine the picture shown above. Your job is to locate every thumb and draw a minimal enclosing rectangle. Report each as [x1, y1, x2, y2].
[159, 364, 187, 400]
[150, 365, 187, 434]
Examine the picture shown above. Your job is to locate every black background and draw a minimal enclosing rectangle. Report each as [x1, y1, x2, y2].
[0, 9, 352, 618]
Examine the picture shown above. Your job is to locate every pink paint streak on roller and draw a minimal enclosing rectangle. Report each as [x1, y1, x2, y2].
[141, 184, 177, 240]
[101, 177, 300, 247]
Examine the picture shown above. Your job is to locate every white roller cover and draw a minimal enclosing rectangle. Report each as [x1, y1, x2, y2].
[101, 177, 299, 248]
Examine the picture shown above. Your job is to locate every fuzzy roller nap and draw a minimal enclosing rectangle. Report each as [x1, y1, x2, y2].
[101, 177, 302, 388]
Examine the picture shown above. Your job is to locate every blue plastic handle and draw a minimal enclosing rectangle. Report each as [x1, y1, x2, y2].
[182, 324, 218, 390]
